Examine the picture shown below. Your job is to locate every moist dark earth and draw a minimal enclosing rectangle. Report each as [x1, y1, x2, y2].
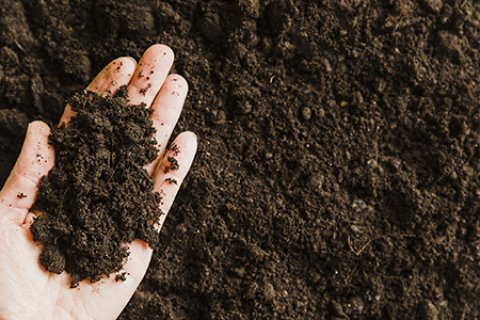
[1, 0, 480, 319]
[30, 90, 162, 286]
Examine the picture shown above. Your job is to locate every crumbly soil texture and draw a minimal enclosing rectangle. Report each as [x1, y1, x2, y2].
[31, 89, 162, 286]
[1, 0, 480, 319]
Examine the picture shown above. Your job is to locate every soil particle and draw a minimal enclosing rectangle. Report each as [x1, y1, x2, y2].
[417, 300, 440, 320]
[234, 0, 261, 19]
[164, 156, 179, 174]
[308, 173, 324, 192]
[165, 178, 178, 185]
[437, 31, 465, 63]
[419, 0, 444, 13]
[301, 106, 312, 121]
[265, 0, 298, 35]
[30, 88, 162, 286]
[115, 272, 128, 282]
[140, 83, 153, 95]
[209, 109, 227, 125]
[197, 4, 223, 43]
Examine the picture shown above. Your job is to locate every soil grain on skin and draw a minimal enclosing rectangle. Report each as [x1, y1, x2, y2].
[30, 89, 162, 286]
[1, 0, 480, 319]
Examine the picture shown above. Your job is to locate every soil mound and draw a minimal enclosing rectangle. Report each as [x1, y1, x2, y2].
[30, 89, 162, 286]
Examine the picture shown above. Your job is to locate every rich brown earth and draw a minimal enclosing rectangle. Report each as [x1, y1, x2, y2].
[30, 90, 162, 286]
[1, 0, 479, 319]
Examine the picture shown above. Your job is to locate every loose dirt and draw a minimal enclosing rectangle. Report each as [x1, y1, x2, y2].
[31, 89, 162, 286]
[0, 0, 479, 318]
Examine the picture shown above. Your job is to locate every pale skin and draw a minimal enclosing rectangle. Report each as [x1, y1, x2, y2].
[0, 44, 198, 320]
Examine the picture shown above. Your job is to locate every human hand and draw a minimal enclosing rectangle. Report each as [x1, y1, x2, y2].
[0, 44, 197, 320]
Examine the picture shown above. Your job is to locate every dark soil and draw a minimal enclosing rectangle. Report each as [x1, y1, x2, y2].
[1, 0, 480, 319]
[30, 89, 162, 286]
[0, 109, 28, 183]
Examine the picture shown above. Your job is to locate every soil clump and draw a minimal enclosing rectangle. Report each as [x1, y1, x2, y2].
[30, 89, 162, 286]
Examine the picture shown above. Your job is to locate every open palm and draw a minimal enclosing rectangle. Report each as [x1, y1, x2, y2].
[0, 44, 197, 320]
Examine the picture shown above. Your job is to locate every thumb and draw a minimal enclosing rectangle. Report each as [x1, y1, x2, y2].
[0, 121, 54, 216]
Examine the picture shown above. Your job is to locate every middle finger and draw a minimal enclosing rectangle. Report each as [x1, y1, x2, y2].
[127, 44, 174, 107]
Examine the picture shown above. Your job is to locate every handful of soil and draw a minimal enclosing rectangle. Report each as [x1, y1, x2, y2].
[30, 88, 162, 286]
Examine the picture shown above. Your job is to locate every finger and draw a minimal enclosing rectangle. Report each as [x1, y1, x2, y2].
[59, 57, 136, 126]
[127, 44, 174, 107]
[0, 121, 54, 213]
[86, 57, 137, 95]
[153, 131, 197, 230]
[144, 74, 188, 175]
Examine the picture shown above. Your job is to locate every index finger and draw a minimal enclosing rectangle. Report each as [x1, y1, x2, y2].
[126, 44, 174, 107]
[59, 57, 136, 126]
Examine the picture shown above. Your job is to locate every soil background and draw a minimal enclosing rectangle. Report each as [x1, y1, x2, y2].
[1, 0, 480, 319]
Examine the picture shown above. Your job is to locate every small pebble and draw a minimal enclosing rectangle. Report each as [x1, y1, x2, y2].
[350, 296, 365, 313]
[241, 101, 252, 114]
[210, 110, 226, 125]
[309, 174, 324, 191]
[301, 107, 312, 121]
[317, 108, 326, 118]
